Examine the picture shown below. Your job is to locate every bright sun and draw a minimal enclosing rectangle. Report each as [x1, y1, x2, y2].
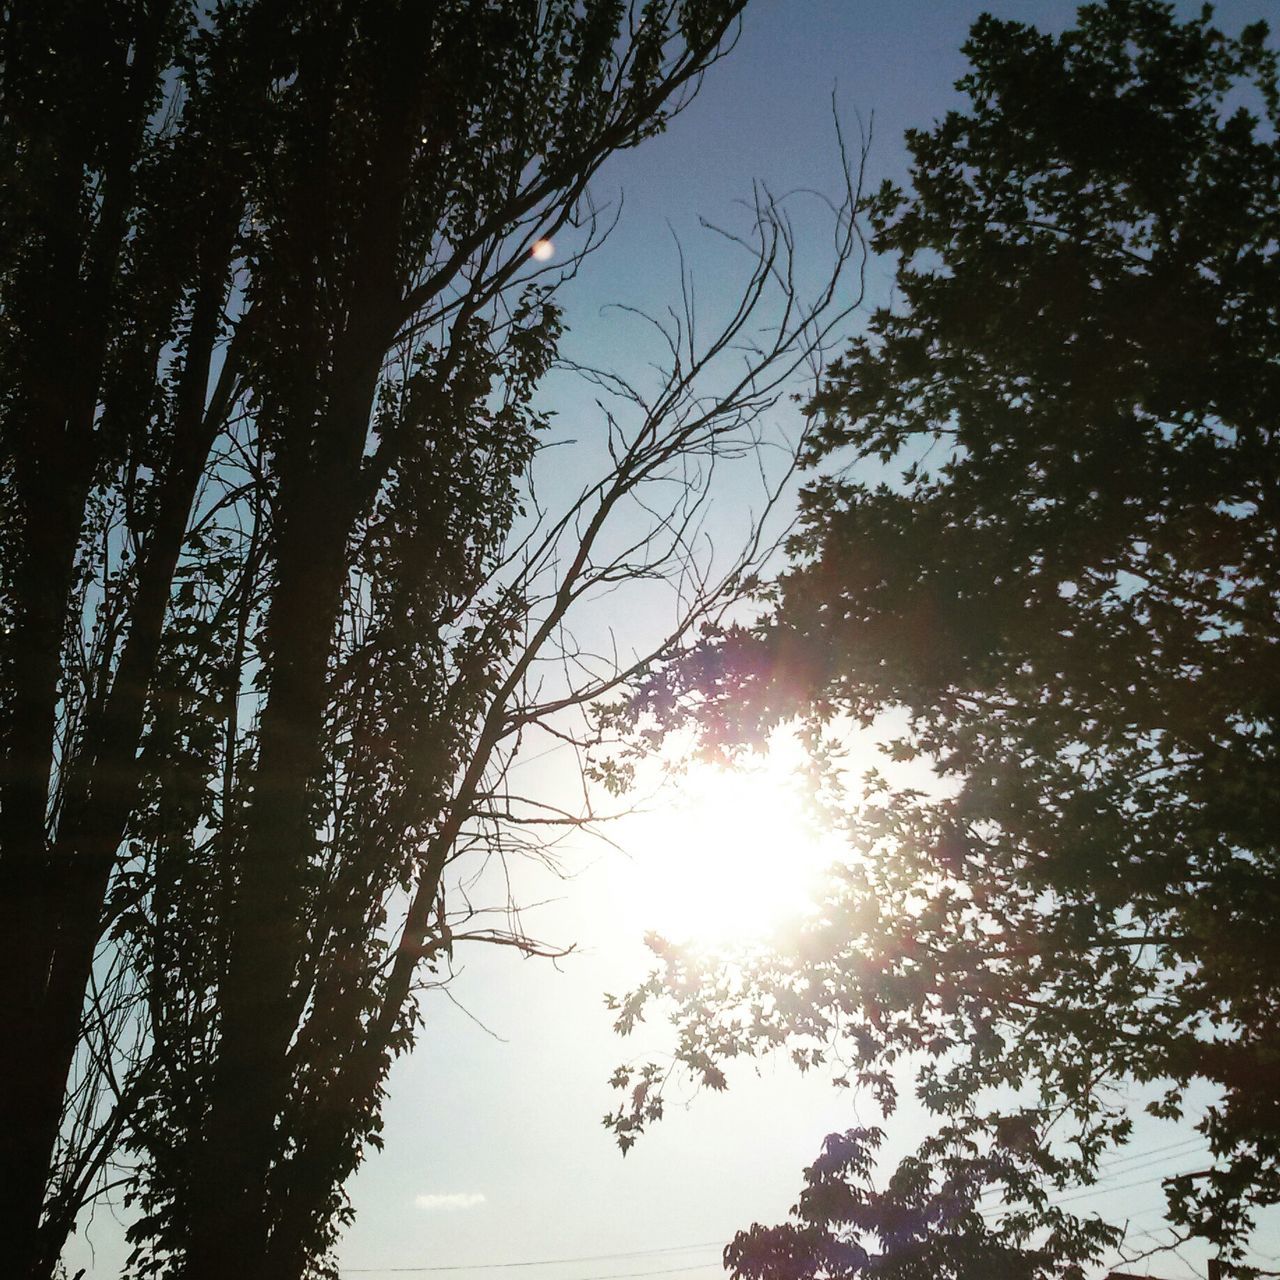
[619, 744, 849, 948]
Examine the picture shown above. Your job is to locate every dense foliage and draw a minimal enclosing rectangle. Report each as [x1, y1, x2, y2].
[610, 3, 1280, 1276]
[0, 3, 830, 1277]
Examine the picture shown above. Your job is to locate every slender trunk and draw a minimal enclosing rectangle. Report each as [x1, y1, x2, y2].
[186, 413, 371, 1280]
[0, 461, 93, 1277]
[261, 651, 508, 1273]
[2, 262, 229, 1278]
[188, 265, 401, 1280]
[263, 1034, 389, 1279]
[0, 10, 174, 1266]
[0, 147, 107, 1280]
[183, 13, 427, 1268]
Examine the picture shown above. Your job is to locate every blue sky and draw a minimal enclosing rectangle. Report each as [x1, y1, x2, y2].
[64, 3, 1280, 1276]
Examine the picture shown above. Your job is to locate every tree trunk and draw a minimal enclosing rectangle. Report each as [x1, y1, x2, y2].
[0, 8, 176, 1266]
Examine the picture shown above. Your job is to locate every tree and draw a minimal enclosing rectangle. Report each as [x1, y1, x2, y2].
[608, 3, 1280, 1276]
[0, 2, 861, 1277]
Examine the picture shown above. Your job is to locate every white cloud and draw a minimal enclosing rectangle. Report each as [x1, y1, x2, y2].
[413, 1192, 486, 1212]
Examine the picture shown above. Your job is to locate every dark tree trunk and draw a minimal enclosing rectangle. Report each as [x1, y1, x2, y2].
[181, 11, 429, 1270]
[0, 5, 177, 1264]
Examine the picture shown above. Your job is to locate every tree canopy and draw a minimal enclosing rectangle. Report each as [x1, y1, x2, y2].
[0, 3, 866, 1277]
[610, 3, 1280, 1276]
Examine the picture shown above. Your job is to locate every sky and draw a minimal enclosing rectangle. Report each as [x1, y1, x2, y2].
[65, 2, 1279, 1277]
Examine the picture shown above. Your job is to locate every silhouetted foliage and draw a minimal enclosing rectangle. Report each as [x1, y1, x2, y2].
[609, 3, 1280, 1277]
[0, 2, 869, 1278]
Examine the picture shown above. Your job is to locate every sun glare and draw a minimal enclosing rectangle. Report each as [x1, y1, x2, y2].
[530, 237, 555, 261]
[620, 749, 848, 948]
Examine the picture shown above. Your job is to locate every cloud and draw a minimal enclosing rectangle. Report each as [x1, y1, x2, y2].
[414, 1192, 486, 1212]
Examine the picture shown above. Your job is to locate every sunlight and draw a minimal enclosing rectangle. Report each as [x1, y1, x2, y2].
[620, 743, 850, 948]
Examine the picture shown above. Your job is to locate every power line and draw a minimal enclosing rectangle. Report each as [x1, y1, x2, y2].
[1096, 1137, 1208, 1173]
[978, 1137, 1209, 1208]
[577, 1265, 724, 1280]
[1049, 1162, 1209, 1209]
[342, 1240, 725, 1275]
[982, 1161, 1210, 1220]
[1063, 1144, 1210, 1192]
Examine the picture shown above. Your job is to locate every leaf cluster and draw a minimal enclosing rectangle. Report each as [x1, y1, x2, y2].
[612, 4, 1280, 1276]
